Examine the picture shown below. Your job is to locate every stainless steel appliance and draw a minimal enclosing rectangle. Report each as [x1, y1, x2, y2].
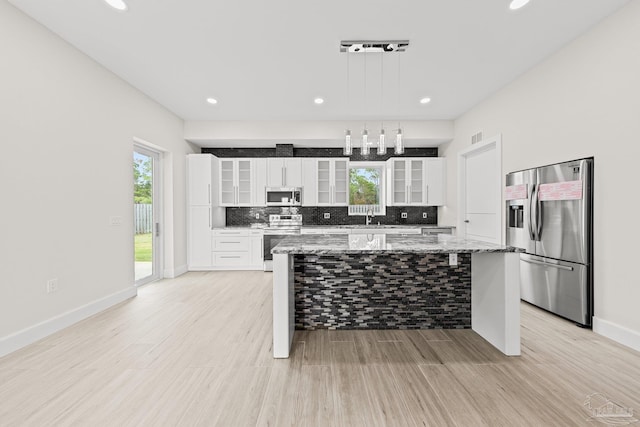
[265, 188, 302, 207]
[506, 158, 593, 327]
[263, 214, 302, 271]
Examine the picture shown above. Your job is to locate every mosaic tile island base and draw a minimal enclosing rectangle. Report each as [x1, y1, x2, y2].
[272, 233, 523, 358]
[274, 234, 518, 331]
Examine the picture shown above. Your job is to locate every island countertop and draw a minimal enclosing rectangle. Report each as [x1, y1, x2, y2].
[272, 233, 521, 255]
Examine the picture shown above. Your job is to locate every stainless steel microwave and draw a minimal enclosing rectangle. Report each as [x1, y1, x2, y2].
[265, 187, 302, 206]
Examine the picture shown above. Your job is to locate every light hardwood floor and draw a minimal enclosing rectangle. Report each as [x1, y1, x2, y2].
[1, 271, 639, 426]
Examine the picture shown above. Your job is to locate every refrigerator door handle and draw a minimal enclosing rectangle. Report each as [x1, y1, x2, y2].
[536, 184, 543, 239]
[522, 258, 574, 271]
[528, 184, 536, 241]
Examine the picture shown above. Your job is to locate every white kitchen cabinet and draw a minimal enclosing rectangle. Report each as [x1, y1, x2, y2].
[187, 154, 225, 270]
[389, 158, 425, 206]
[211, 229, 263, 270]
[424, 158, 446, 206]
[249, 230, 264, 268]
[219, 159, 253, 206]
[188, 154, 214, 206]
[387, 157, 446, 207]
[188, 206, 214, 268]
[301, 158, 318, 206]
[317, 159, 348, 206]
[253, 158, 267, 206]
[267, 158, 303, 187]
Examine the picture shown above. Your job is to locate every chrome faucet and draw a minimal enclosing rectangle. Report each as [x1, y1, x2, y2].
[365, 208, 374, 226]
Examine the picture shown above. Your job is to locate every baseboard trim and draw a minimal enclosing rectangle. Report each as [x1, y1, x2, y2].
[0, 287, 137, 358]
[164, 264, 188, 279]
[593, 316, 640, 353]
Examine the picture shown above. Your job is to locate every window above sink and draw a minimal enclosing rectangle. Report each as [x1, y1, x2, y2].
[348, 162, 386, 216]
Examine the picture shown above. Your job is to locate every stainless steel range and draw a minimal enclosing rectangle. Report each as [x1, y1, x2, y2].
[263, 214, 302, 271]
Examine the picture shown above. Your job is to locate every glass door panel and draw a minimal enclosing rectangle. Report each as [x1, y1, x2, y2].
[333, 160, 348, 205]
[410, 160, 423, 204]
[134, 147, 161, 285]
[393, 160, 407, 204]
[237, 160, 252, 205]
[220, 160, 235, 205]
[317, 160, 331, 204]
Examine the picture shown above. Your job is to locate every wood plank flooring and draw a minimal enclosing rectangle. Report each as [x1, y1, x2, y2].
[1, 271, 639, 426]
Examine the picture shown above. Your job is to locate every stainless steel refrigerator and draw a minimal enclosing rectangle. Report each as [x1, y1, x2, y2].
[506, 158, 593, 327]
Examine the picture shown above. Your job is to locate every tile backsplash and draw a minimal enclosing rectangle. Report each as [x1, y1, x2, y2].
[226, 206, 437, 226]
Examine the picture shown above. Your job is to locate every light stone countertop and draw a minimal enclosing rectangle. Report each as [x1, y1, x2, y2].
[271, 233, 521, 255]
[300, 224, 454, 229]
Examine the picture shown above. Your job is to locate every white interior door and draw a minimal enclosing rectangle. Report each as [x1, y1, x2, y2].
[458, 135, 502, 244]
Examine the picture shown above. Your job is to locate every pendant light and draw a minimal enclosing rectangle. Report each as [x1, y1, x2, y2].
[344, 130, 352, 155]
[361, 128, 370, 155]
[394, 51, 405, 155]
[395, 127, 404, 155]
[377, 128, 386, 155]
[340, 40, 410, 156]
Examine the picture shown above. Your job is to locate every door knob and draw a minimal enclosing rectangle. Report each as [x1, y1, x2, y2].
[464, 220, 470, 223]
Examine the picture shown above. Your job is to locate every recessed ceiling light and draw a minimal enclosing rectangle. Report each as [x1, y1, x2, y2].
[104, 0, 128, 11]
[314, 98, 324, 105]
[419, 97, 431, 104]
[206, 98, 218, 105]
[509, 0, 530, 10]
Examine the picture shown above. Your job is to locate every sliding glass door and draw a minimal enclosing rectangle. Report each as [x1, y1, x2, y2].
[134, 146, 161, 285]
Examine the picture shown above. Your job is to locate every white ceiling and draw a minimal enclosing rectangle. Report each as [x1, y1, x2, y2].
[9, 0, 630, 122]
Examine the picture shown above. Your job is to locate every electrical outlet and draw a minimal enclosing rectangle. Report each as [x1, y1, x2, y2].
[422, 212, 428, 219]
[46, 278, 58, 293]
[110, 216, 123, 226]
[449, 253, 458, 266]
[323, 212, 330, 219]
[401, 212, 408, 219]
[255, 213, 260, 219]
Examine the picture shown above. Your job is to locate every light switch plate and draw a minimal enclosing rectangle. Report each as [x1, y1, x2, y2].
[323, 212, 330, 219]
[449, 253, 458, 266]
[422, 212, 428, 219]
[109, 216, 123, 226]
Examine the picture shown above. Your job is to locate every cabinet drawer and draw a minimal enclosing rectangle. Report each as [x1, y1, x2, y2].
[213, 252, 250, 266]
[213, 229, 249, 237]
[213, 236, 249, 251]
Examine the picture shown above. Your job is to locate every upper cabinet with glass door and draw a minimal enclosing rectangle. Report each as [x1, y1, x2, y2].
[219, 159, 254, 206]
[388, 158, 446, 206]
[317, 159, 348, 206]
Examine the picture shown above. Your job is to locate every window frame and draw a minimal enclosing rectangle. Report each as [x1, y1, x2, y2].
[347, 161, 387, 216]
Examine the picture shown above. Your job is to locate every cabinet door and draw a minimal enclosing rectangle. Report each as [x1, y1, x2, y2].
[425, 158, 446, 206]
[317, 160, 332, 205]
[188, 206, 212, 268]
[253, 158, 267, 206]
[392, 159, 408, 205]
[219, 160, 236, 206]
[283, 158, 303, 187]
[187, 155, 212, 206]
[266, 158, 284, 187]
[409, 159, 424, 205]
[236, 159, 252, 205]
[333, 160, 349, 206]
[301, 158, 318, 206]
[250, 235, 264, 267]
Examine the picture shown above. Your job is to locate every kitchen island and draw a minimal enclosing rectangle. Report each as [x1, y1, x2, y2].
[272, 233, 522, 358]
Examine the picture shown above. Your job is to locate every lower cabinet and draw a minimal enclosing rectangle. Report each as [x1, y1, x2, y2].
[211, 229, 263, 270]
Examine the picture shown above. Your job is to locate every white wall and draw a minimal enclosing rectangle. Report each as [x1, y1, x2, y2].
[0, 1, 193, 352]
[441, 1, 640, 344]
